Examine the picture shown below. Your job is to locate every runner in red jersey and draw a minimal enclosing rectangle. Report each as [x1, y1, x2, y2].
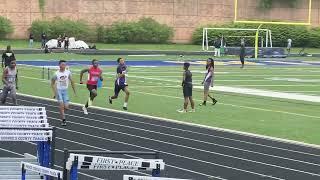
[80, 59, 103, 114]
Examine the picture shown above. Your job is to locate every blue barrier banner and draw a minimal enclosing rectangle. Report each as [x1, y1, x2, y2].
[43, 141, 50, 168]
[70, 158, 79, 180]
[37, 142, 44, 166]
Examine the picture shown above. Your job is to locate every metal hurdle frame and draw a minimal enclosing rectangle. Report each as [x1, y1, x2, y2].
[0, 127, 56, 169]
[63, 149, 161, 180]
[21, 162, 62, 180]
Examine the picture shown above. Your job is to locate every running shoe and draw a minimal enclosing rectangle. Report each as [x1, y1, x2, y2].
[82, 106, 88, 115]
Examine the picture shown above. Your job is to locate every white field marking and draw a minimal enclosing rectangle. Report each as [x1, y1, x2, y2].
[45, 117, 284, 180]
[230, 84, 320, 87]
[266, 77, 320, 83]
[17, 76, 320, 148]
[281, 91, 320, 93]
[130, 86, 179, 88]
[264, 61, 310, 65]
[25, 129, 226, 180]
[131, 66, 158, 68]
[194, 86, 320, 103]
[89, 73, 320, 102]
[19, 75, 320, 120]
[19, 74, 317, 87]
[0, 145, 105, 180]
[128, 54, 166, 57]
[144, 78, 273, 82]
[101, 72, 320, 86]
[16, 97, 320, 158]
[129, 73, 320, 77]
[308, 70, 320, 73]
[0, 147, 25, 156]
[216, 75, 320, 77]
[39, 106, 320, 168]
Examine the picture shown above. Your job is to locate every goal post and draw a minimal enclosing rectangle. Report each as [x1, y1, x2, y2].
[202, 27, 272, 51]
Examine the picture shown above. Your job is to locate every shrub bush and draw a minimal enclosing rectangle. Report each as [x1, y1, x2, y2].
[192, 23, 313, 47]
[98, 17, 174, 43]
[0, 16, 14, 39]
[30, 17, 94, 41]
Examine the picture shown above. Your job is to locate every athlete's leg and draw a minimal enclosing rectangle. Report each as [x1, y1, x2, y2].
[10, 86, 17, 105]
[189, 96, 195, 110]
[109, 84, 120, 104]
[1, 86, 9, 104]
[123, 86, 130, 110]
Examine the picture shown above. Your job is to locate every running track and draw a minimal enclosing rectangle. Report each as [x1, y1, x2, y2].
[1, 95, 320, 180]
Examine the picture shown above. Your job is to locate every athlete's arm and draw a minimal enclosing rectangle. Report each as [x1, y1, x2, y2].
[204, 68, 213, 82]
[69, 74, 77, 96]
[15, 69, 18, 90]
[99, 71, 103, 81]
[51, 75, 57, 98]
[2, 69, 8, 85]
[79, 68, 89, 84]
[182, 71, 186, 86]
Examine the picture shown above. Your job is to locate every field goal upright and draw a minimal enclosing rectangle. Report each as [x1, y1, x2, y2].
[202, 27, 272, 51]
[233, 0, 312, 58]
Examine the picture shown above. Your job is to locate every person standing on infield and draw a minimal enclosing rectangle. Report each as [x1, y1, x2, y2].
[1, 60, 18, 105]
[51, 60, 77, 126]
[80, 59, 103, 114]
[2, 45, 15, 68]
[200, 58, 217, 106]
[109, 58, 130, 111]
[177, 62, 195, 113]
[240, 43, 246, 68]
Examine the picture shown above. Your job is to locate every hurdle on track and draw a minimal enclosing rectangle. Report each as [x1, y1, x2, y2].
[21, 162, 63, 180]
[0, 106, 56, 170]
[63, 149, 163, 180]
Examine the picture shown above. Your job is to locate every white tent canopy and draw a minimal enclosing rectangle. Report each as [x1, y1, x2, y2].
[45, 37, 89, 49]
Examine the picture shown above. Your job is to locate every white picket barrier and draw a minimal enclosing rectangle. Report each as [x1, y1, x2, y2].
[0, 106, 48, 128]
[0, 106, 45, 111]
[0, 123, 48, 128]
[0, 129, 52, 141]
[0, 106, 52, 141]
[66, 153, 165, 171]
[21, 162, 63, 179]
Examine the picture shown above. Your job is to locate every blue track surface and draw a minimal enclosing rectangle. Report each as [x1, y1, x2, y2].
[17, 60, 320, 67]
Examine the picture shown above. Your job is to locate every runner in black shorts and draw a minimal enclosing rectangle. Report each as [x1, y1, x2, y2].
[177, 62, 195, 113]
[80, 59, 103, 114]
[109, 58, 130, 110]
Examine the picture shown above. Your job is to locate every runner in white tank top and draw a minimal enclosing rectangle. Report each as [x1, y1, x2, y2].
[1, 60, 18, 105]
[51, 60, 77, 126]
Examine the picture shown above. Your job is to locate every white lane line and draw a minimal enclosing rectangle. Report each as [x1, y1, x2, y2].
[194, 86, 320, 103]
[24, 142, 151, 178]
[266, 77, 320, 83]
[27, 131, 225, 180]
[16, 98, 320, 158]
[46, 118, 284, 180]
[230, 84, 320, 87]
[0, 147, 24, 156]
[43, 107, 320, 167]
[17, 88, 320, 151]
[46, 115, 318, 178]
